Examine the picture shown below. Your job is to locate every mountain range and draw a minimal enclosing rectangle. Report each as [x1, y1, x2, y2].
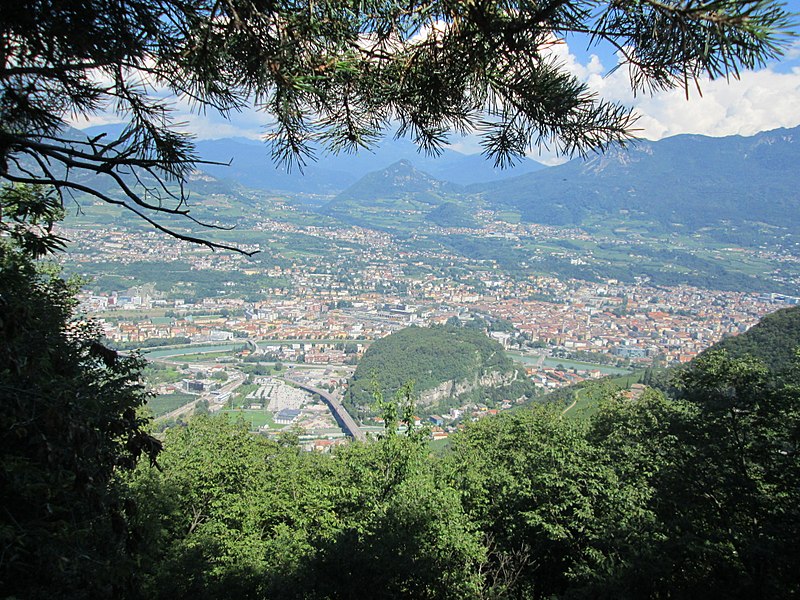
[471, 126, 800, 235]
[193, 137, 545, 194]
[321, 126, 800, 241]
[79, 124, 545, 194]
[75, 123, 800, 245]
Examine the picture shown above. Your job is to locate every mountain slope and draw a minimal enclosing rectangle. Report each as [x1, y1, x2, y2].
[425, 202, 479, 229]
[322, 160, 473, 229]
[700, 304, 800, 375]
[195, 138, 357, 194]
[333, 160, 461, 202]
[424, 151, 543, 184]
[473, 126, 800, 239]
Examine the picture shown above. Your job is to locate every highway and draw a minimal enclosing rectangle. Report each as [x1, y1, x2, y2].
[146, 337, 365, 441]
[285, 378, 367, 442]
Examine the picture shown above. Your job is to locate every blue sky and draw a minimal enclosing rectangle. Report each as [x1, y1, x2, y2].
[72, 2, 800, 163]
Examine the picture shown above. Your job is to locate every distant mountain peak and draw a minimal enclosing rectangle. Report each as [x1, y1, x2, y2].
[472, 124, 800, 238]
[179, 134, 546, 193]
[321, 160, 468, 229]
[581, 143, 652, 175]
[753, 130, 797, 147]
[335, 160, 460, 201]
[381, 159, 425, 179]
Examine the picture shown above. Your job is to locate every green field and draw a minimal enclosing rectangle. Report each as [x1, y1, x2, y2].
[561, 372, 646, 421]
[508, 351, 631, 375]
[142, 343, 245, 359]
[559, 388, 603, 420]
[148, 393, 196, 417]
[429, 437, 452, 453]
[230, 383, 260, 408]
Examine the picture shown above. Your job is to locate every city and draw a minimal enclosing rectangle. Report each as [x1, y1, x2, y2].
[60, 204, 795, 445]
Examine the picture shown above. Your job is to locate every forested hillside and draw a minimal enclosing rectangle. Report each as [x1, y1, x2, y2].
[322, 161, 471, 230]
[699, 304, 800, 376]
[118, 344, 799, 600]
[345, 325, 534, 415]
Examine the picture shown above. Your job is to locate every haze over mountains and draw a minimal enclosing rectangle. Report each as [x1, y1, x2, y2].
[80, 124, 545, 194]
[193, 137, 546, 193]
[78, 123, 800, 245]
[471, 126, 800, 234]
[313, 126, 800, 243]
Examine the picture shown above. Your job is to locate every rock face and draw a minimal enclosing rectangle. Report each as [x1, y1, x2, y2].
[420, 370, 519, 407]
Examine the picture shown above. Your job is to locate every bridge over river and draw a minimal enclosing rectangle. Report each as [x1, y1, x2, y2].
[286, 378, 366, 442]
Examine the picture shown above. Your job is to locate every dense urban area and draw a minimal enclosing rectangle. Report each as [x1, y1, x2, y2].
[60, 205, 797, 446]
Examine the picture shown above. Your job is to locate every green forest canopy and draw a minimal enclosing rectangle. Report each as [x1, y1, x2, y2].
[700, 304, 800, 376]
[346, 325, 532, 414]
[121, 345, 800, 600]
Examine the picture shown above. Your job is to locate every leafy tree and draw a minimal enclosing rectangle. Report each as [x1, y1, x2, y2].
[210, 370, 229, 381]
[669, 351, 800, 597]
[584, 387, 696, 596]
[2, 0, 793, 246]
[446, 405, 642, 599]
[299, 386, 482, 599]
[129, 412, 484, 600]
[0, 185, 160, 599]
[310, 429, 484, 598]
[129, 416, 306, 599]
[585, 352, 800, 598]
[446, 315, 463, 328]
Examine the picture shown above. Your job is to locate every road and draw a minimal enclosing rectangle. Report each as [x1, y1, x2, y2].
[285, 378, 367, 442]
[147, 340, 364, 441]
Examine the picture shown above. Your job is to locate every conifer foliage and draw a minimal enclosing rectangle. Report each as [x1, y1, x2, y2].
[1, 0, 794, 243]
[0, 186, 160, 599]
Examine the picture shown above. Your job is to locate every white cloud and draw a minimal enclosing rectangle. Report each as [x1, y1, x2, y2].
[171, 95, 266, 140]
[178, 113, 265, 140]
[68, 87, 267, 141]
[70, 112, 129, 130]
[452, 37, 800, 162]
[585, 53, 800, 141]
[447, 138, 483, 155]
[481, 39, 800, 163]
[785, 39, 800, 61]
[69, 38, 800, 156]
[540, 36, 605, 81]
